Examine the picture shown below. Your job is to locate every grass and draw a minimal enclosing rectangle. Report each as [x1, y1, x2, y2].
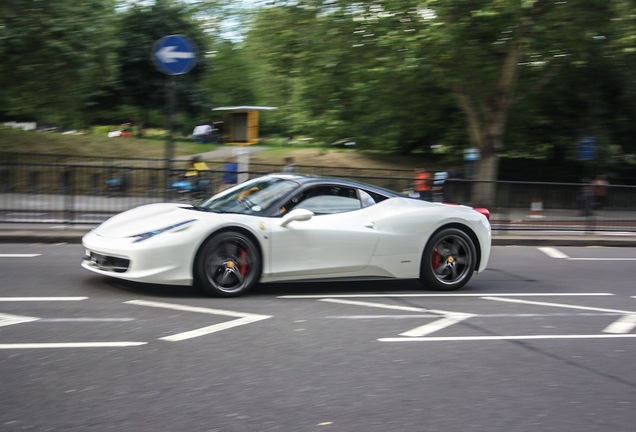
[0, 127, 431, 172]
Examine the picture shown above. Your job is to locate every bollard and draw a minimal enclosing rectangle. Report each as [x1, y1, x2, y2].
[529, 198, 544, 218]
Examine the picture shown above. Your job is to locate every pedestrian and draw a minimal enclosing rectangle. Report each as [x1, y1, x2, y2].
[185, 155, 208, 178]
[282, 157, 297, 173]
[433, 170, 448, 202]
[192, 124, 213, 143]
[413, 169, 433, 201]
[220, 157, 238, 190]
[579, 178, 594, 216]
[592, 174, 609, 211]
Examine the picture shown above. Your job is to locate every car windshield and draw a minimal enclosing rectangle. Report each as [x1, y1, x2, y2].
[197, 177, 298, 215]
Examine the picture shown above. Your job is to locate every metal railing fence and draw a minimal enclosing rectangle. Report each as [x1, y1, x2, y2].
[1, 160, 635, 232]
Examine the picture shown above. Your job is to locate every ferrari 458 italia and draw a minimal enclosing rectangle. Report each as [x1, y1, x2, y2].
[82, 174, 491, 297]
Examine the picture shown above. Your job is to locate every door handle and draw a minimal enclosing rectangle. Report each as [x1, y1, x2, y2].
[364, 221, 375, 229]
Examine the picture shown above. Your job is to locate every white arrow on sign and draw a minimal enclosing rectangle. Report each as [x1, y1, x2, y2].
[0, 312, 39, 328]
[156, 46, 196, 63]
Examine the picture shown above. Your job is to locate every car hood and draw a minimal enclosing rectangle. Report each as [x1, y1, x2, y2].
[93, 203, 206, 238]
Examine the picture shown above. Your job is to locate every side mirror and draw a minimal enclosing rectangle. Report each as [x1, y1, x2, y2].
[281, 208, 314, 227]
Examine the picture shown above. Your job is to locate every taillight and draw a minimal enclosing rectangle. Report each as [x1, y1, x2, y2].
[474, 208, 490, 220]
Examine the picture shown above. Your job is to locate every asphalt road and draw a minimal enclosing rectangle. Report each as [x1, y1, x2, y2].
[1, 244, 635, 431]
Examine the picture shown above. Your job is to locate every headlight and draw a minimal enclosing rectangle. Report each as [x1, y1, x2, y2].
[130, 219, 198, 243]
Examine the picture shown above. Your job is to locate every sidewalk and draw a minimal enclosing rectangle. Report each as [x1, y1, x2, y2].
[1, 223, 635, 247]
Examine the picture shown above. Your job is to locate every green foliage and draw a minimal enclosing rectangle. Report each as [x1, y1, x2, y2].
[0, 0, 120, 128]
[1, 0, 636, 183]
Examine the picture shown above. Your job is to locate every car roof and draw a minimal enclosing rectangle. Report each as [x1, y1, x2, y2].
[266, 173, 402, 197]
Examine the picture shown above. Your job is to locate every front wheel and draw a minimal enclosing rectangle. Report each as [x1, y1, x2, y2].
[420, 228, 476, 291]
[194, 231, 262, 297]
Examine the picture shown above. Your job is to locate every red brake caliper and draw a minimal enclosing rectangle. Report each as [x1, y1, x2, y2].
[239, 248, 248, 277]
[432, 247, 441, 270]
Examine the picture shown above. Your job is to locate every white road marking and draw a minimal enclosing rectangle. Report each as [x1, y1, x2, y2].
[538, 247, 569, 259]
[400, 315, 472, 337]
[569, 258, 636, 261]
[603, 315, 636, 334]
[319, 298, 429, 313]
[280, 293, 614, 299]
[481, 296, 636, 315]
[0, 254, 41, 258]
[160, 317, 267, 342]
[379, 334, 636, 342]
[319, 298, 473, 337]
[0, 297, 88, 301]
[318, 298, 468, 317]
[329, 313, 622, 319]
[125, 299, 271, 341]
[0, 342, 146, 349]
[0, 312, 39, 328]
[40, 318, 135, 323]
[538, 247, 636, 261]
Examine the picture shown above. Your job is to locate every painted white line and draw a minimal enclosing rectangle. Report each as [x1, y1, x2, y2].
[0, 254, 41, 258]
[328, 315, 439, 319]
[569, 258, 636, 261]
[161, 316, 266, 342]
[125, 299, 261, 318]
[379, 334, 636, 342]
[0, 297, 88, 302]
[603, 315, 636, 334]
[329, 313, 621, 319]
[400, 315, 472, 337]
[40, 318, 135, 323]
[0, 312, 39, 328]
[0, 342, 146, 349]
[319, 298, 429, 313]
[538, 247, 569, 259]
[279, 293, 614, 299]
[537, 247, 636, 261]
[319, 298, 473, 337]
[318, 298, 469, 317]
[481, 296, 636, 315]
[126, 299, 271, 341]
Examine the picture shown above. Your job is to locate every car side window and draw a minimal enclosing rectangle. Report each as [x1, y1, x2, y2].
[280, 185, 363, 215]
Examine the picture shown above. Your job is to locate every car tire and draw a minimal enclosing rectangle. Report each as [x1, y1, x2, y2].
[420, 227, 476, 291]
[194, 231, 262, 297]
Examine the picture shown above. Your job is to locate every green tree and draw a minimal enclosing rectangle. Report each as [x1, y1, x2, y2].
[0, 0, 120, 128]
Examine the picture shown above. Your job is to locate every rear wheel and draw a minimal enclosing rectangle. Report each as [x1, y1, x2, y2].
[194, 231, 261, 297]
[420, 228, 476, 291]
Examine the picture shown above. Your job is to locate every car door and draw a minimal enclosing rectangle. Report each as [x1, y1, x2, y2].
[267, 186, 379, 279]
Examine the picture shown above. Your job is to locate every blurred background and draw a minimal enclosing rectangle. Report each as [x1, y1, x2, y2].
[1, 1, 636, 211]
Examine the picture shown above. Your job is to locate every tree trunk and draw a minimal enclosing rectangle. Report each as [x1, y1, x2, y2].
[472, 152, 499, 207]
[452, 42, 524, 208]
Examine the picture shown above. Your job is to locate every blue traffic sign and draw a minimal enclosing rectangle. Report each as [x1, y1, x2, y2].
[577, 136, 596, 161]
[153, 34, 197, 75]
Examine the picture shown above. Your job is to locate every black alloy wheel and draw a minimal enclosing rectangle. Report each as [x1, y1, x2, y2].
[195, 231, 262, 297]
[420, 227, 476, 291]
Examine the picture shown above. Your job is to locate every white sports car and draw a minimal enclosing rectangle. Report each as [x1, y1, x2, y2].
[82, 174, 491, 297]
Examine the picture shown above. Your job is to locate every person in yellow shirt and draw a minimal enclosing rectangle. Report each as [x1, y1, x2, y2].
[185, 156, 208, 178]
[184, 156, 210, 196]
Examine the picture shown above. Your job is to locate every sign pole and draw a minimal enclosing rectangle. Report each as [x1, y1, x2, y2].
[152, 34, 198, 199]
[165, 75, 176, 196]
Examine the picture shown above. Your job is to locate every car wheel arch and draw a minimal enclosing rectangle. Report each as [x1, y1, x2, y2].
[194, 225, 263, 261]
